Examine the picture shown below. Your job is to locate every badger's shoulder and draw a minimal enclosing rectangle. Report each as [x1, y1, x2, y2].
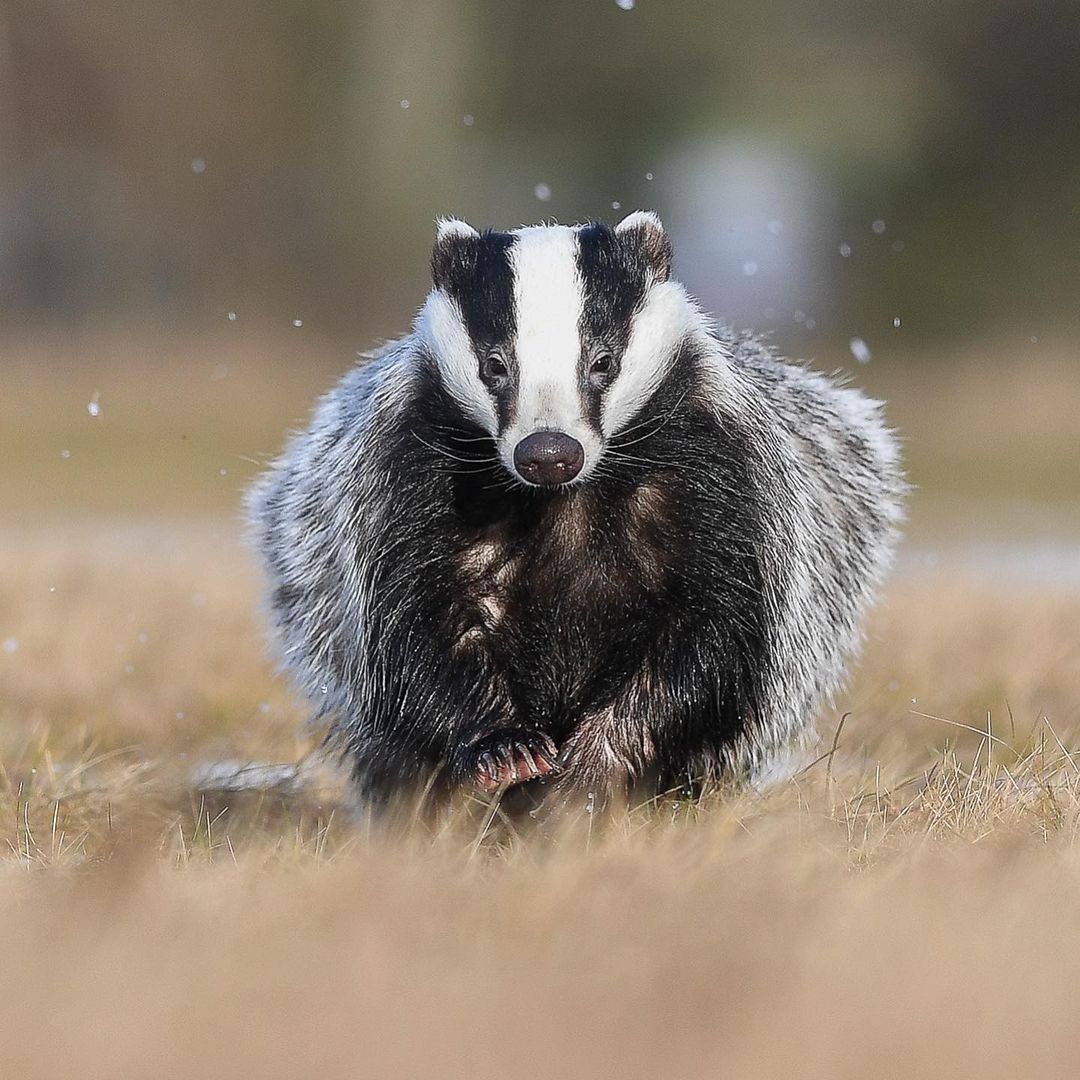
[245, 335, 427, 710]
[692, 326, 904, 502]
[684, 326, 906, 777]
[247, 336, 421, 523]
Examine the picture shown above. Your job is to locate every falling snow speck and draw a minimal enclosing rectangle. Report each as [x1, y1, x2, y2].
[534, 183, 552, 202]
[849, 337, 872, 364]
[805, 319, 816, 330]
[871, 219, 886, 234]
[291, 318, 303, 328]
[60, 449, 71, 459]
[616, 0, 635, 9]
[191, 158, 206, 174]
[644, 172, 653, 181]
[463, 114, 475, 126]
[87, 394, 101, 418]
[227, 311, 237, 321]
[2, 638, 17, 655]
[839, 242, 852, 258]
[219, 468, 228, 476]
[741, 260, 759, 277]
[891, 239, 905, 253]
[893, 316, 902, 328]
[611, 201, 621, 211]
[400, 99, 410, 109]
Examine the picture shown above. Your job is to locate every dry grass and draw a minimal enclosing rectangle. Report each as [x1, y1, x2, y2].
[3, 329, 1080, 1077]
[2, 518, 1080, 1078]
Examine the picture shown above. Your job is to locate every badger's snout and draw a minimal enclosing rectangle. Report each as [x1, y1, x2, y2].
[513, 431, 584, 486]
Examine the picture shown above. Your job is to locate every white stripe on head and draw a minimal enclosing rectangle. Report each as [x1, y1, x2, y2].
[601, 280, 699, 437]
[508, 225, 584, 436]
[414, 290, 498, 433]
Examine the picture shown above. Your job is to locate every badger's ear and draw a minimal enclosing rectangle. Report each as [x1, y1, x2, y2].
[615, 210, 672, 283]
[431, 217, 479, 289]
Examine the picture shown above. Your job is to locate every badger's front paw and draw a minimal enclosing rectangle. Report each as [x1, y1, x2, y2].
[463, 728, 559, 792]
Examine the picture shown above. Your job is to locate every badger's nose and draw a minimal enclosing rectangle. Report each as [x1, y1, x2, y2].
[513, 431, 585, 486]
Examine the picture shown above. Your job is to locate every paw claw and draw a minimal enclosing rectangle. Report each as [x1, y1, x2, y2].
[477, 751, 500, 790]
[514, 741, 538, 779]
[466, 728, 559, 793]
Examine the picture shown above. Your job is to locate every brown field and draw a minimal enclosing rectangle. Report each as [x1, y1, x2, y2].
[2, 330, 1080, 1078]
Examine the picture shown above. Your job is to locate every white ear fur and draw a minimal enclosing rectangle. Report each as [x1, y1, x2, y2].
[614, 209, 665, 236]
[435, 217, 479, 242]
[614, 210, 672, 283]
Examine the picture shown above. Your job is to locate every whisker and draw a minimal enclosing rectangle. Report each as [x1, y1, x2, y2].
[411, 430, 498, 466]
[604, 450, 688, 474]
[608, 406, 671, 441]
[429, 430, 497, 446]
[609, 390, 690, 450]
[426, 420, 497, 442]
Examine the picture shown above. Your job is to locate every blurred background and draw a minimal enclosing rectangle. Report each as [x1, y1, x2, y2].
[3, 13, 1080, 1072]
[1, 0, 1078, 534]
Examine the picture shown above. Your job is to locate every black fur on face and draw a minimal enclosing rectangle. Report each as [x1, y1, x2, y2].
[576, 220, 660, 430]
[431, 227, 520, 431]
[577, 221, 651, 347]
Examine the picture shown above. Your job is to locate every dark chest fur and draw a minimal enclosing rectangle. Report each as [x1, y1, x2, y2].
[449, 477, 681, 722]
[457, 471, 677, 599]
[381, 365, 769, 741]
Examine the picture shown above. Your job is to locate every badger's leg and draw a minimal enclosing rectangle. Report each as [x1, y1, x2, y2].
[554, 704, 655, 811]
[439, 610, 560, 792]
[346, 633, 542, 806]
[552, 635, 754, 813]
[356, 606, 563, 801]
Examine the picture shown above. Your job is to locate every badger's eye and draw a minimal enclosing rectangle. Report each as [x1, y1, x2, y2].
[589, 352, 614, 386]
[480, 352, 509, 386]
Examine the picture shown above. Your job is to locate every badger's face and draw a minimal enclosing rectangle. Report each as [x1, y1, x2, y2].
[416, 212, 695, 487]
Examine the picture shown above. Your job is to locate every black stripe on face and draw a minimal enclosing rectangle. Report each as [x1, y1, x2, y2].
[576, 221, 651, 428]
[431, 228, 519, 430]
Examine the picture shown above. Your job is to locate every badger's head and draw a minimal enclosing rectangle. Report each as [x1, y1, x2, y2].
[415, 212, 700, 487]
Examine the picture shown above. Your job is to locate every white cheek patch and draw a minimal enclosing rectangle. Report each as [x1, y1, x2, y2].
[509, 226, 585, 434]
[602, 281, 697, 437]
[414, 291, 498, 434]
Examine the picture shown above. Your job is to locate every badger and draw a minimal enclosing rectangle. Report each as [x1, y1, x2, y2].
[248, 211, 905, 815]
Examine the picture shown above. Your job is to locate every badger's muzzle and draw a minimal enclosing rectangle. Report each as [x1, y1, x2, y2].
[513, 431, 584, 486]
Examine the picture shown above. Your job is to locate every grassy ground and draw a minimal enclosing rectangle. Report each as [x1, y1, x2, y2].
[2, 329, 1080, 1077]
